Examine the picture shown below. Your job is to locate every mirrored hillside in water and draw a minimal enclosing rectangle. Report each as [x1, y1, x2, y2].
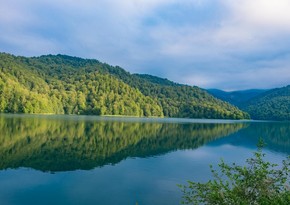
[1, 114, 289, 173]
[0, 114, 247, 172]
[210, 122, 290, 155]
[0, 114, 289, 205]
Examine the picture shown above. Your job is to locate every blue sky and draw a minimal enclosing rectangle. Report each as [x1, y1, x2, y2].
[1, 0, 290, 90]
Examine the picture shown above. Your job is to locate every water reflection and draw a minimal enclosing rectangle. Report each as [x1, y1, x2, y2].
[214, 122, 290, 155]
[0, 114, 245, 172]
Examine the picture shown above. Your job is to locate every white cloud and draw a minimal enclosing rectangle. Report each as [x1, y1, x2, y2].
[214, 0, 290, 47]
[226, 0, 290, 29]
[0, 0, 289, 89]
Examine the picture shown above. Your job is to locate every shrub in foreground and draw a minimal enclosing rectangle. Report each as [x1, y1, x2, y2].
[179, 142, 290, 204]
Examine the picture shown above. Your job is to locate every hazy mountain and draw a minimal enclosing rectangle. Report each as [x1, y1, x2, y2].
[207, 89, 268, 107]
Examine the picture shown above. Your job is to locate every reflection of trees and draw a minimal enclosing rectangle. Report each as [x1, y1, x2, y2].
[0, 115, 245, 172]
[210, 122, 290, 155]
[241, 123, 290, 155]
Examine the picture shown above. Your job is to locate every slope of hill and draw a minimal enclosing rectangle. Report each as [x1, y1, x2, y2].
[207, 89, 267, 107]
[0, 52, 249, 119]
[0, 53, 163, 116]
[242, 85, 290, 121]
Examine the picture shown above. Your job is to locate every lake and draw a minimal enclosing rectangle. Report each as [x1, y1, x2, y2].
[0, 114, 289, 205]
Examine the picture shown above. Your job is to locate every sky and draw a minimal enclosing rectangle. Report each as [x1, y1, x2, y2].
[1, 0, 290, 90]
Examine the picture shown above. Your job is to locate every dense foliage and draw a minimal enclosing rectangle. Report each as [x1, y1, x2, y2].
[125, 75, 249, 119]
[243, 86, 290, 121]
[0, 52, 249, 119]
[0, 53, 162, 116]
[179, 142, 290, 205]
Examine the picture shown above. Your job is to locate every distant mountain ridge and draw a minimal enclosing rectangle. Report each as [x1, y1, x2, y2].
[243, 85, 290, 121]
[208, 86, 290, 121]
[0, 52, 249, 119]
[207, 89, 268, 107]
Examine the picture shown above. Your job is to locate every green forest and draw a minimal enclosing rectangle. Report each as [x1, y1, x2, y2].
[0, 52, 249, 119]
[243, 85, 290, 121]
[208, 87, 290, 121]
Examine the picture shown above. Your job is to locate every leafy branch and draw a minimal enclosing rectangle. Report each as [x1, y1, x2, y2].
[179, 140, 290, 205]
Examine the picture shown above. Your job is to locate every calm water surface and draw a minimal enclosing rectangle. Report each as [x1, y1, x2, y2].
[0, 114, 289, 205]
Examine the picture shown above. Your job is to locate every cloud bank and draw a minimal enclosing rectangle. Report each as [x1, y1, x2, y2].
[1, 0, 290, 90]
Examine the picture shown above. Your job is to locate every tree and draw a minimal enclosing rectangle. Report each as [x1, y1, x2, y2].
[179, 141, 290, 205]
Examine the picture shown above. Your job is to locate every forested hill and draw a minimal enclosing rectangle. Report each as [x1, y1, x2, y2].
[243, 85, 290, 121]
[0, 52, 249, 119]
